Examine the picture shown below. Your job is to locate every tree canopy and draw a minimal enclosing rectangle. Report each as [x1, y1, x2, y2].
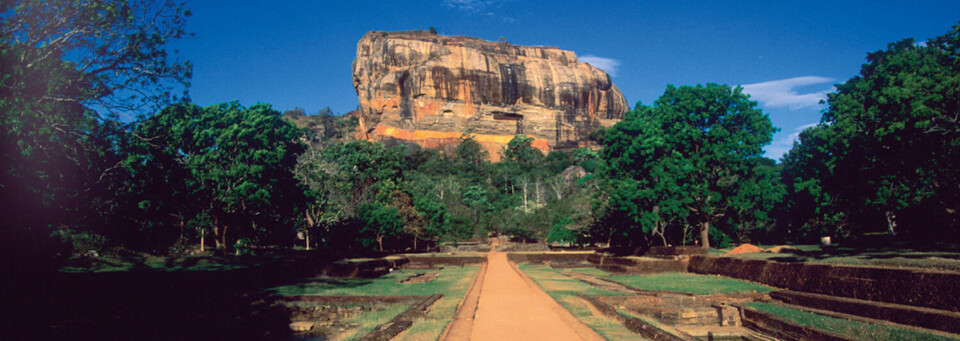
[125, 102, 303, 251]
[781, 22, 960, 240]
[600, 84, 779, 249]
[1, 0, 192, 269]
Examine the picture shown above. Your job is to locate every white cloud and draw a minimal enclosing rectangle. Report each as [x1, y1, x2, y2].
[765, 123, 819, 159]
[443, 1, 517, 23]
[742, 76, 834, 110]
[443, 0, 498, 13]
[580, 55, 620, 77]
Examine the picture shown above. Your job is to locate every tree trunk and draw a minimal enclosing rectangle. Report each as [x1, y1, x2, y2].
[656, 223, 668, 246]
[700, 221, 711, 249]
[178, 217, 185, 245]
[213, 215, 222, 249]
[200, 233, 205, 252]
[885, 210, 898, 236]
[377, 234, 384, 251]
[305, 231, 310, 250]
[220, 225, 229, 251]
[413, 234, 418, 251]
[522, 184, 528, 209]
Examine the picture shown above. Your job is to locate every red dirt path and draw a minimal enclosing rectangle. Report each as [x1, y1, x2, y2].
[458, 239, 604, 341]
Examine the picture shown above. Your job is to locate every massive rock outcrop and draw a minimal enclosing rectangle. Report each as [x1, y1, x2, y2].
[352, 30, 627, 160]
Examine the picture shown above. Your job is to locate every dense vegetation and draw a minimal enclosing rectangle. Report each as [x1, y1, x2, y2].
[2, 1, 958, 270]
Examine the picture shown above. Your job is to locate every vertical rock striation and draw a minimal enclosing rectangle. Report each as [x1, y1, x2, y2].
[352, 30, 627, 160]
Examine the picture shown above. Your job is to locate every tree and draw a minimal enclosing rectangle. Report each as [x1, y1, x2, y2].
[455, 132, 489, 174]
[777, 125, 848, 242]
[724, 157, 784, 243]
[809, 23, 960, 239]
[358, 202, 403, 251]
[1, 0, 192, 268]
[601, 84, 777, 249]
[547, 216, 579, 246]
[435, 175, 461, 201]
[294, 137, 348, 250]
[544, 150, 572, 174]
[386, 185, 425, 250]
[1, 0, 192, 116]
[414, 197, 451, 243]
[501, 134, 544, 169]
[548, 175, 567, 201]
[126, 102, 303, 252]
[516, 174, 531, 210]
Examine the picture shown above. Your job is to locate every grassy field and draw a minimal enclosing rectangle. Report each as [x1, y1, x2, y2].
[722, 245, 960, 272]
[519, 264, 645, 341]
[270, 265, 480, 340]
[746, 302, 960, 341]
[605, 272, 773, 295]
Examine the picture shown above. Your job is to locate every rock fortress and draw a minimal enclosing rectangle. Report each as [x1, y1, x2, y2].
[351, 30, 628, 161]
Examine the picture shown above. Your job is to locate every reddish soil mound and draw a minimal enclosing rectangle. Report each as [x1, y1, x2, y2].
[725, 244, 764, 256]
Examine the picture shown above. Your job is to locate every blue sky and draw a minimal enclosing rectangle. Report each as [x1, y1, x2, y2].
[174, 0, 960, 160]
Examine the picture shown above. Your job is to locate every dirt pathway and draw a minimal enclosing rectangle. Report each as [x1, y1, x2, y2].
[466, 239, 605, 341]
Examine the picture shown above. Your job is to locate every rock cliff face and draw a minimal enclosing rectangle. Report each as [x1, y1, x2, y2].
[352, 31, 627, 160]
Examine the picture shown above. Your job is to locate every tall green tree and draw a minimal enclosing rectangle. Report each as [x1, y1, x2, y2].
[126, 102, 303, 252]
[788, 22, 960, 239]
[293, 136, 349, 250]
[454, 132, 489, 176]
[317, 140, 405, 210]
[602, 84, 777, 249]
[1, 0, 191, 266]
[777, 125, 848, 242]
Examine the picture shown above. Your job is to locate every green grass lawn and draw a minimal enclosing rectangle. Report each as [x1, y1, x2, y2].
[746, 302, 960, 341]
[725, 245, 960, 272]
[269, 265, 480, 341]
[519, 264, 646, 341]
[605, 272, 773, 295]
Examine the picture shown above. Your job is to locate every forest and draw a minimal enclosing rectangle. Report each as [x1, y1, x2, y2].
[2, 1, 959, 272]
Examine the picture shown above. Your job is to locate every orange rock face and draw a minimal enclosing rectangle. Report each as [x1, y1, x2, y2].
[352, 30, 627, 160]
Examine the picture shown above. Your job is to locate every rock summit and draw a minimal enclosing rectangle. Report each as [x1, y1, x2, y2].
[352, 30, 627, 160]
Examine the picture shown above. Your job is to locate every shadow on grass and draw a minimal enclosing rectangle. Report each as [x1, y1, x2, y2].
[268, 278, 374, 296]
[1, 255, 338, 340]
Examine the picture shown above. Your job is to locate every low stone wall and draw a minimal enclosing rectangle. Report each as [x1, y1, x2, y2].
[506, 252, 593, 264]
[496, 242, 551, 252]
[359, 294, 443, 341]
[579, 294, 698, 341]
[689, 255, 960, 312]
[738, 304, 853, 341]
[322, 258, 410, 278]
[403, 255, 487, 267]
[770, 290, 960, 334]
[587, 254, 687, 274]
[437, 243, 490, 253]
[645, 246, 707, 258]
